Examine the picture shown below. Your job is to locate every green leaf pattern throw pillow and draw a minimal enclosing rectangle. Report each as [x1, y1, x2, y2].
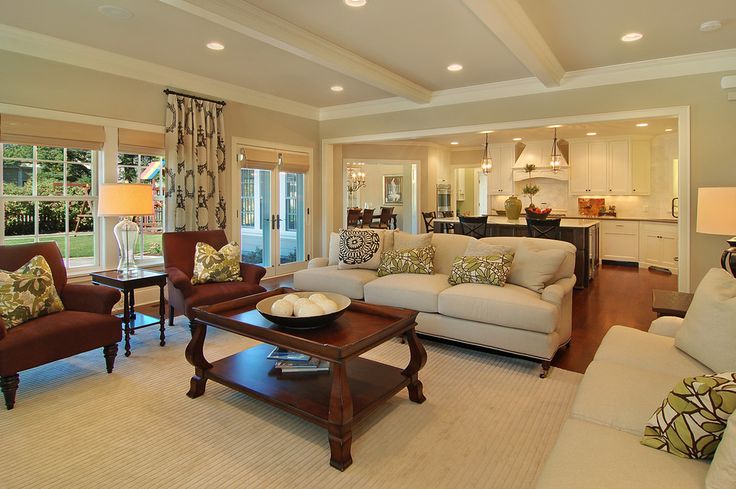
[191, 242, 242, 285]
[448, 253, 514, 286]
[641, 372, 736, 459]
[377, 246, 436, 277]
[0, 255, 64, 328]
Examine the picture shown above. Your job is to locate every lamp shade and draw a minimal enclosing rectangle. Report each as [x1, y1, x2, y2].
[97, 183, 154, 217]
[697, 187, 736, 236]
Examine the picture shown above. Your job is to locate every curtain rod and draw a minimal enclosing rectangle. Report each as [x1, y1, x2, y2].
[163, 89, 226, 106]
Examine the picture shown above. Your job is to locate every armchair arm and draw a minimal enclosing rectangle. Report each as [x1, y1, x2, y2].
[62, 284, 121, 314]
[308, 257, 329, 269]
[541, 276, 577, 306]
[648, 316, 684, 338]
[240, 262, 267, 285]
[166, 267, 194, 298]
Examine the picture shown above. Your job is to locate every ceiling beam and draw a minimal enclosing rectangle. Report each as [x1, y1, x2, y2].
[159, 0, 433, 104]
[462, 0, 565, 87]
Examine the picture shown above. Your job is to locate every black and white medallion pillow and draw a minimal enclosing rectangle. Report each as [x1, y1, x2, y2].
[338, 229, 384, 270]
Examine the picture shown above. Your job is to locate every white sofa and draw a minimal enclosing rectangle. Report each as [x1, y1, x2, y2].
[535, 317, 713, 488]
[293, 232, 577, 376]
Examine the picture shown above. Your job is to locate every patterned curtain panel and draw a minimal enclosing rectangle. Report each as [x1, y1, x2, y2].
[164, 94, 227, 232]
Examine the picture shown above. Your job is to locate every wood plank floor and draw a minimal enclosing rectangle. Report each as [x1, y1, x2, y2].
[141, 263, 677, 375]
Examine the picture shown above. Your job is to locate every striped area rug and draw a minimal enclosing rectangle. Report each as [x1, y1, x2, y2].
[1, 319, 580, 489]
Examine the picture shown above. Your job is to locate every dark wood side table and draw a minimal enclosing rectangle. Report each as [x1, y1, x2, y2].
[652, 289, 694, 318]
[91, 269, 168, 357]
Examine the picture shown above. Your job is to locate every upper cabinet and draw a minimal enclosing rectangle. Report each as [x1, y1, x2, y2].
[488, 145, 514, 195]
[569, 137, 650, 196]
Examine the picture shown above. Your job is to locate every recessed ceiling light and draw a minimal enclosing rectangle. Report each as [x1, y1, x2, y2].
[547, 124, 562, 128]
[343, 0, 366, 7]
[480, 130, 494, 134]
[636, 122, 649, 127]
[97, 5, 133, 19]
[330, 85, 344, 92]
[586, 132, 597, 136]
[665, 128, 673, 132]
[206, 42, 225, 51]
[700, 20, 722, 32]
[512, 137, 522, 141]
[450, 141, 459, 145]
[621, 32, 643, 42]
[447, 64, 463, 72]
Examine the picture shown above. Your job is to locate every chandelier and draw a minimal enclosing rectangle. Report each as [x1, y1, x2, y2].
[549, 127, 562, 174]
[480, 132, 493, 175]
[347, 164, 366, 193]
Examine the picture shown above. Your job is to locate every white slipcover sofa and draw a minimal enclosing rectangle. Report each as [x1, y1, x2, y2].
[293, 232, 577, 376]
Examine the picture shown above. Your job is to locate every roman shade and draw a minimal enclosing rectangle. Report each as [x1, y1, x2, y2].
[238, 145, 310, 173]
[0, 114, 105, 151]
[118, 128, 165, 156]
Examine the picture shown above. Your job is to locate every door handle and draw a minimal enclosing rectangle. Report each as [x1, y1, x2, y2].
[276, 214, 281, 230]
[270, 214, 276, 230]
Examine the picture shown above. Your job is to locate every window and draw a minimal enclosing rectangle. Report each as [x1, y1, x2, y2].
[284, 173, 298, 232]
[241, 169, 255, 228]
[116, 153, 166, 259]
[0, 143, 97, 268]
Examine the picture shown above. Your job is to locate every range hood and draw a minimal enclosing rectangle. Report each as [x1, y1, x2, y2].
[513, 167, 569, 181]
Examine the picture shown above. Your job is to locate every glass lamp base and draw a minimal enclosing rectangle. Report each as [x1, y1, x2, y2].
[114, 217, 140, 273]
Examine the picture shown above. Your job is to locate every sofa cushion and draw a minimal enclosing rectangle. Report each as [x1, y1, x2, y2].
[338, 228, 385, 270]
[430, 233, 474, 275]
[572, 360, 694, 436]
[293, 265, 377, 300]
[479, 237, 576, 283]
[190, 241, 242, 285]
[328, 230, 394, 265]
[377, 246, 435, 277]
[594, 326, 712, 378]
[535, 418, 710, 489]
[464, 239, 513, 256]
[438, 283, 559, 334]
[676, 268, 736, 373]
[364, 273, 451, 313]
[641, 372, 736, 459]
[0, 310, 122, 376]
[507, 240, 567, 293]
[707, 413, 736, 489]
[393, 231, 433, 250]
[447, 254, 513, 286]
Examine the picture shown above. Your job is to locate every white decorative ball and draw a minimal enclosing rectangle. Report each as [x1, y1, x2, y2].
[309, 293, 327, 303]
[296, 302, 324, 317]
[271, 299, 293, 317]
[283, 293, 300, 304]
[319, 299, 338, 313]
[293, 298, 312, 315]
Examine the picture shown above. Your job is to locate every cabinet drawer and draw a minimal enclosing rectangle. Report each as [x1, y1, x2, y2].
[600, 220, 639, 235]
[640, 222, 678, 237]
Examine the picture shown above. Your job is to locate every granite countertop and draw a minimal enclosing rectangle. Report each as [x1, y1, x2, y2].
[434, 216, 599, 228]
[563, 215, 678, 224]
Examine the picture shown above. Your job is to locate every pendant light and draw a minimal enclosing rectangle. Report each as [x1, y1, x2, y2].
[480, 132, 493, 175]
[549, 127, 561, 173]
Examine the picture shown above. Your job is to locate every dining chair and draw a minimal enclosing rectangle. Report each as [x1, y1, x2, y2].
[421, 211, 436, 233]
[458, 216, 489, 238]
[371, 207, 394, 229]
[361, 209, 375, 228]
[526, 218, 562, 240]
[347, 209, 362, 228]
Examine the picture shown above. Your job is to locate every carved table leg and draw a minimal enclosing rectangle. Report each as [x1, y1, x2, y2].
[169, 305, 175, 326]
[103, 344, 118, 373]
[402, 328, 427, 403]
[123, 290, 131, 357]
[129, 288, 136, 327]
[158, 284, 166, 347]
[327, 363, 353, 471]
[185, 320, 212, 398]
[1, 374, 20, 410]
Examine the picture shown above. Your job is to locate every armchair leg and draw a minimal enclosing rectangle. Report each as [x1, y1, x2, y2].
[103, 344, 118, 374]
[169, 305, 175, 326]
[1, 374, 20, 410]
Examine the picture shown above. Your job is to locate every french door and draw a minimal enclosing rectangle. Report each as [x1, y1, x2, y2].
[239, 168, 307, 276]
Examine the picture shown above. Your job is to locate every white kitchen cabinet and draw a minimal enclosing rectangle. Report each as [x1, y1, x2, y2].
[607, 140, 630, 194]
[516, 142, 544, 169]
[631, 140, 651, 195]
[600, 220, 639, 262]
[639, 222, 678, 273]
[488, 145, 514, 195]
[456, 168, 466, 201]
[569, 141, 607, 194]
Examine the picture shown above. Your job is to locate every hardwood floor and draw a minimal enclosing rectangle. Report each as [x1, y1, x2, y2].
[141, 264, 677, 375]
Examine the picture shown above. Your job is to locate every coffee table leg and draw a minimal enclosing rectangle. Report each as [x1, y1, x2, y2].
[185, 320, 212, 398]
[402, 328, 427, 403]
[328, 363, 353, 471]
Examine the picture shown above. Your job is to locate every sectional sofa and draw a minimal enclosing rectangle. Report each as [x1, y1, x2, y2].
[293, 232, 577, 377]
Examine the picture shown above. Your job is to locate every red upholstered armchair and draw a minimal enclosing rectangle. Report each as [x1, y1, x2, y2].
[162, 230, 267, 330]
[0, 242, 122, 410]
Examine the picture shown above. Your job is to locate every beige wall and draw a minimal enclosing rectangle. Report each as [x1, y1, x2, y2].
[321, 73, 736, 288]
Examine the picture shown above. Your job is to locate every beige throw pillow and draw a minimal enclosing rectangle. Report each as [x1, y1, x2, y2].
[394, 231, 433, 251]
[507, 240, 566, 293]
[464, 240, 513, 257]
[707, 412, 736, 489]
[337, 229, 384, 270]
[675, 268, 736, 373]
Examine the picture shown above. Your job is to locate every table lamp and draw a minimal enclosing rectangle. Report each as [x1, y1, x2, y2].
[696, 187, 736, 277]
[97, 183, 154, 273]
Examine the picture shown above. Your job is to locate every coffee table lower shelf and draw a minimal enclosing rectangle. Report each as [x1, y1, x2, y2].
[198, 344, 410, 429]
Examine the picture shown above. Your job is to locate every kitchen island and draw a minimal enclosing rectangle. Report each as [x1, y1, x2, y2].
[434, 216, 599, 288]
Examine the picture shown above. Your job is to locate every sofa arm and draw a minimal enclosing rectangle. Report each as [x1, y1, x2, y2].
[648, 316, 684, 338]
[541, 276, 577, 306]
[166, 267, 194, 298]
[62, 284, 121, 314]
[239, 262, 267, 285]
[308, 257, 329, 269]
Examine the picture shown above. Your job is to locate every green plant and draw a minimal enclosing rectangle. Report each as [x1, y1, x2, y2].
[522, 164, 539, 208]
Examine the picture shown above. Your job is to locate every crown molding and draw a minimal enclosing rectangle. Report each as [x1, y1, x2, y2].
[319, 48, 736, 120]
[0, 24, 320, 120]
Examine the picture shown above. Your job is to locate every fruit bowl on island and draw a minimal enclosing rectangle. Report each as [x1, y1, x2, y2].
[256, 291, 351, 329]
[525, 206, 552, 220]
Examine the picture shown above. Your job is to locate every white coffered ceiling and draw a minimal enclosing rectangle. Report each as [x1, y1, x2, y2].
[0, 0, 734, 118]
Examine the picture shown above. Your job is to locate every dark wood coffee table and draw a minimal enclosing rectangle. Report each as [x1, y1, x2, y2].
[188, 288, 426, 471]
